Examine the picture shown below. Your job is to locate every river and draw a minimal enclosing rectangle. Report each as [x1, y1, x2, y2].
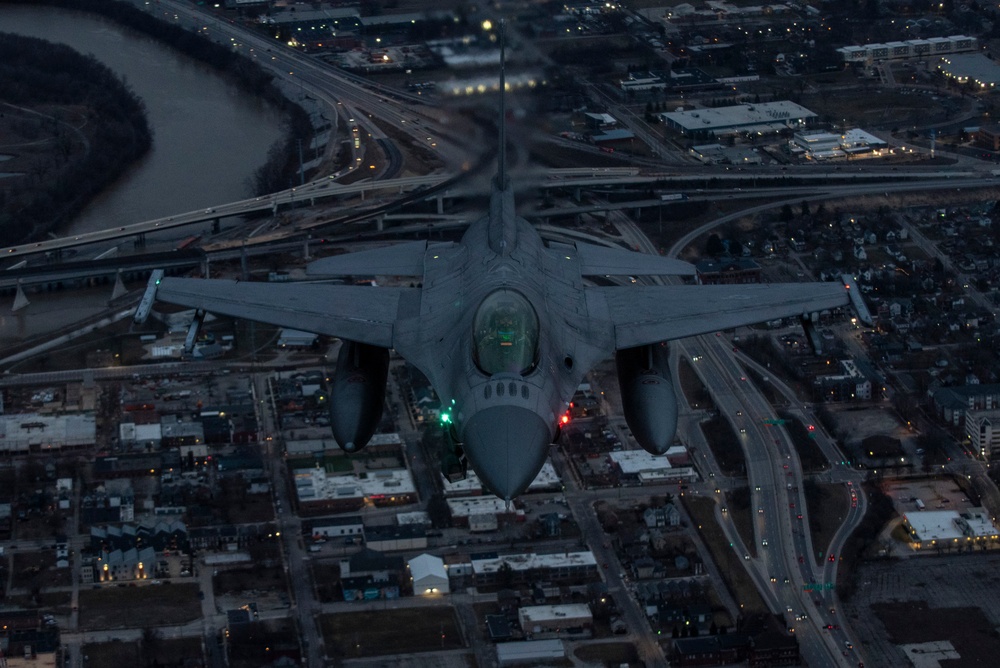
[0, 5, 285, 238]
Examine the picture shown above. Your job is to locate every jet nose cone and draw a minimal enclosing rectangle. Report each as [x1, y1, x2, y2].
[462, 406, 552, 501]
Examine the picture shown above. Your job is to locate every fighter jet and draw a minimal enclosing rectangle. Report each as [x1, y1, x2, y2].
[149, 33, 870, 500]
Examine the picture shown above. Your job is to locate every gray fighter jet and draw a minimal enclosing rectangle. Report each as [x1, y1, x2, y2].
[151, 39, 869, 501]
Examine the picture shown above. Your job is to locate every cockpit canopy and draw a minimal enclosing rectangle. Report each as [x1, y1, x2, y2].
[472, 289, 539, 376]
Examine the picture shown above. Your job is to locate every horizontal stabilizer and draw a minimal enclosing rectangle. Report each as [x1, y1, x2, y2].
[307, 241, 446, 277]
[575, 242, 696, 277]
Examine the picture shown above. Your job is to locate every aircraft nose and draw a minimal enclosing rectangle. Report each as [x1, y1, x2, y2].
[462, 406, 552, 501]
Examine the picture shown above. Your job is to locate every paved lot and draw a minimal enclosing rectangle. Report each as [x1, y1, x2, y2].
[844, 553, 1000, 667]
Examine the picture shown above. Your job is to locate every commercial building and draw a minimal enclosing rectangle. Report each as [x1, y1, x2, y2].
[302, 515, 364, 540]
[471, 551, 598, 586]
[938, 53, 1000, 91]
[446, 496, 515, 530]
[609, 448, 697, 483]
[496, 639, 565, 665]
[518, 604, 593, 639]
[791, 130, 888, 160]
[293, 466, 417, 513]
[659, 101, 816, 138]
[901, 509, 999, 549]
[837, 35, 976, 64]
[0, 414, 95, 453]
[441, 461, 561, 497]
[364, 525, 428, 552]
[695, 258, 761, 285]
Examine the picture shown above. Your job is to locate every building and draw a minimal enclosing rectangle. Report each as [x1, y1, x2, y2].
[966, 408, 1000, 459]
[293, 466, 417, 513]
[837, 35, 976, 64]
[672, 633, 750, 666]
[792, 129, 889, 161]
[0, 414, 95, 453]
[364, 525, 427, 552]
[302, 515, 365, 540]
[446, 496, 515, 528]
[933, 383, 1000, 427]
[609, 448, 698, 484]
[694, 258, 761, 285]
[471, 551, 599, 586]
[441, 461, 561, 497]
[496, 639, 565, 665]
[517, 604, 593, 639]
[939, 53, 1000, 91]
[901, 509, 1000, 550]
[814, 359, 873, 401]
[91, 545, 157, 582]
[659, 101, 816, 138]
[408, 553, 449, 595]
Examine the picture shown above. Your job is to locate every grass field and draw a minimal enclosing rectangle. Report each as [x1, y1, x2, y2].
[215, 565, 286, 595]
[804, 482, 850, 563]
[78, 583, 201, 630]
[700, 414, 746, 477]
[574, 641, 639, 665]
[683, 496, 768, 615]
[81, 640, 141, 666]
[778, 411, 829, 472]
[320, 606, 464, 658]
[873, 601, 1000, 665]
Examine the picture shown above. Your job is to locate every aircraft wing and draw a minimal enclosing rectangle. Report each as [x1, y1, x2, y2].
[156, 277, 415, 348]
[597, 282, 851, 350]
[574, 242, 697, 277]
[306, 241, 454, 277]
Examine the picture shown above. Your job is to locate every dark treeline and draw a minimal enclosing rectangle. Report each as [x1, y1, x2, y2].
[0, 32, 151, 245]
[2, 0, 312, 205]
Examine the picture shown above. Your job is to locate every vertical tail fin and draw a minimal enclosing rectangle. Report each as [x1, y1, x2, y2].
[494, 20, 508, 192]
[488, 19, 516, 256]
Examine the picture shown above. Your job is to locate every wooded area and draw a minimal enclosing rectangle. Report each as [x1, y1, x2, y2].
[0, 32, 151, 246]
[0, 0, 312, 243]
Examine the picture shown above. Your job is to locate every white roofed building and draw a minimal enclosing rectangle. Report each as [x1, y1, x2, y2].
[471, 551, 598, 586]
[902, 509, 1000, 550]
[496, 639, 565, 665]
[408, 553, 449, 595]
[610, 449, 698, 484]
[518, 604, 593, 639]
[659, 101, 816, 137]
[441, 461, 561, 496]
[293, 466, 417, 513]
[0, 414, 95, 453]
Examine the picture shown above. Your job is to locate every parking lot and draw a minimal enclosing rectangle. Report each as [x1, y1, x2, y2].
[844, 553, 1000, 668]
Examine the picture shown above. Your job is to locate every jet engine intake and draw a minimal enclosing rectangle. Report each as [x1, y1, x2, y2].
[616, 343, 678, 455]
[328, 341, 389, 453]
